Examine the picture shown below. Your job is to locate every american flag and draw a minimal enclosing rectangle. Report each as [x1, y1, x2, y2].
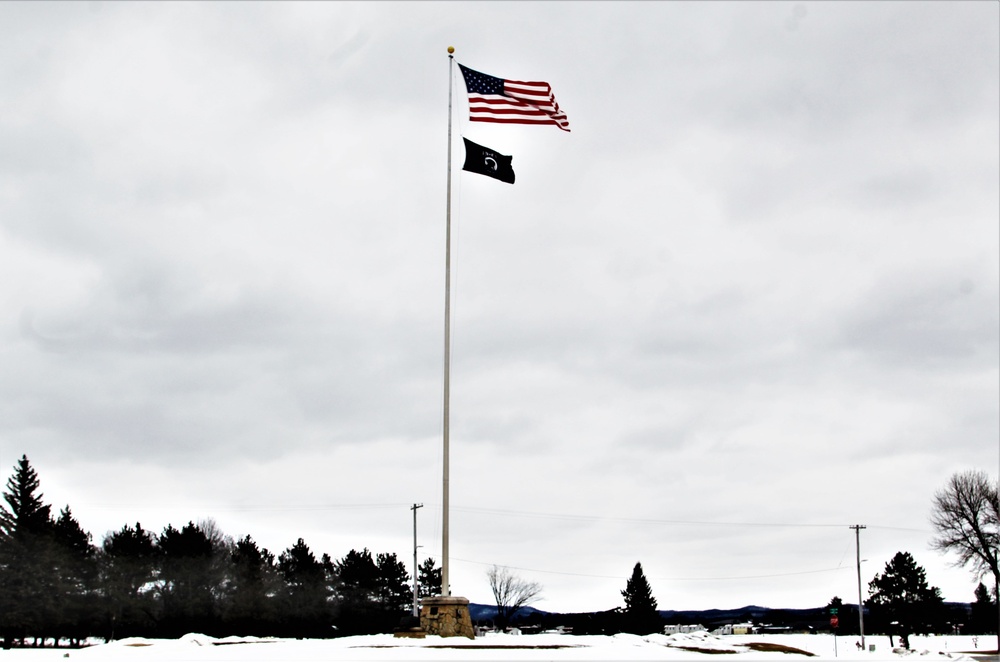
[458, 63, 570, 132]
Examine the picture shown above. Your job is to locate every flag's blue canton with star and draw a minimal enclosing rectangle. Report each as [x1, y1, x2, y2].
[460, 66, 505, 95]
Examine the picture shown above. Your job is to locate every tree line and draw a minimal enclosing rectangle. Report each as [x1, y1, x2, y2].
[2, 456, 997, 649]
[0, 455, 443, 647]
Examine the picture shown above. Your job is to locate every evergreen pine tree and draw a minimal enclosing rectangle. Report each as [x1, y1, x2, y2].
[225, 535, 280, 637]
[826, 596, 856, 635]
[417, 557, 442, 599]
[277, 538, 332, 638]
[620, 562, 661, 635]
[866, 551, 944, 649]
[970, 582, 998, 635]
[50, 506, 99, 645]
[100, 523, 159, 640]
[334, 548, 380, 635]
[1, 455, 52, 540]
[157, 522, 223, 637]
[374, 552, 411, 630]
[0, 455, 57, 646]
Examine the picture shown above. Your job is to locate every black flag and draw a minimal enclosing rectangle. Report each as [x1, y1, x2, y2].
[462, 137, 515, 184]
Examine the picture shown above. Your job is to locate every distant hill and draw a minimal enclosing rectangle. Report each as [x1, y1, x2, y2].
[467, 602, 973, 634]
[469, 603, 789, 626]
[468, 603, 545, 622]
[659, 605, 776, 625]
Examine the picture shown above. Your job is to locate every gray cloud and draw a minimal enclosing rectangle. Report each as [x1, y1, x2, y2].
[0, 0, 995, 613]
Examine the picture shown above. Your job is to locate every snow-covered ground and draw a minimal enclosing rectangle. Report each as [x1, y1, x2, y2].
[2, 632, 994, 661]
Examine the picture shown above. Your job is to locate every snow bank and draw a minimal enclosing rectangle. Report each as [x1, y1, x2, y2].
[2, 633, 987, 661]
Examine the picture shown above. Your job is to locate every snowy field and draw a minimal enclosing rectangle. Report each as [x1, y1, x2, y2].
[2, 633, 995, 661]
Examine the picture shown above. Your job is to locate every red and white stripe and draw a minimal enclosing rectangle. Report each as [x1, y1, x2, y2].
[468, 79, 570, 132]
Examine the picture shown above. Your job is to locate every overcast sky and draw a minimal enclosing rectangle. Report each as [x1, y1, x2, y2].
[1, 1, 997, 614]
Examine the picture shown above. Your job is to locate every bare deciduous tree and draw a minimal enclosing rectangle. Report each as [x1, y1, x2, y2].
[929, 470, 999, 648]
[486, 565, 542, 631]
[929, 470, 999, 589]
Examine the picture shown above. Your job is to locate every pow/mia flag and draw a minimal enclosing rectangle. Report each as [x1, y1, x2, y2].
[462, 137, 515, 184]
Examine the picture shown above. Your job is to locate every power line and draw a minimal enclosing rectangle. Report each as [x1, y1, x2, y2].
[80, 503, 410, 512]
[448, 556, 853, 582]
[448, 505, 929, 533]
[77, 501, 931, 533]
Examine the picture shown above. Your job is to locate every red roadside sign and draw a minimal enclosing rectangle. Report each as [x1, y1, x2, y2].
[830, 616, 839, 628]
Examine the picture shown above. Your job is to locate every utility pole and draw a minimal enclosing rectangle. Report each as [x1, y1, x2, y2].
[411, 503, 423, 617]
[851, 525, 866, 651]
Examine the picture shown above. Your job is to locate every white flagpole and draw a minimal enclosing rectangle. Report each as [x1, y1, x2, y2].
[441, 45, 455, 598]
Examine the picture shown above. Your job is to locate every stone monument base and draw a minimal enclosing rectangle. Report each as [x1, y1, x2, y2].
[419, 595, 475, 639]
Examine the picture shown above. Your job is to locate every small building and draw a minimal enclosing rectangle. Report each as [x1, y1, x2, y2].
[663, 624, 707, 635]
[712, 622, 756, 635]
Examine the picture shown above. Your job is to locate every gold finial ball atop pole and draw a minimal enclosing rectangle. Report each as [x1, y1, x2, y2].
[447, 46, 455, 54]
